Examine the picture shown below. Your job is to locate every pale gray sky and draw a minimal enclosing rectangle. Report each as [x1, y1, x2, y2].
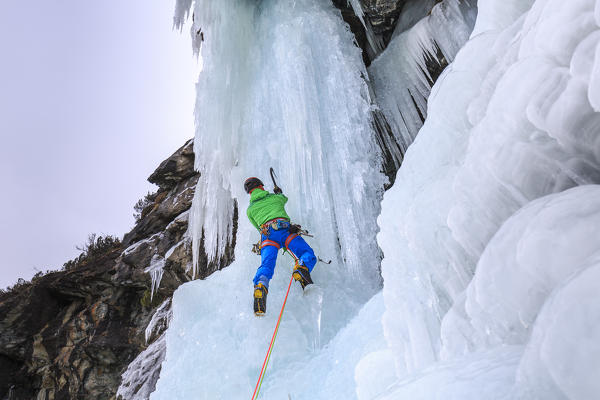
[0, 1, 197, 288]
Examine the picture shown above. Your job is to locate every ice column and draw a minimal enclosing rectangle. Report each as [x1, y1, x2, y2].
[152, 0, 386, 398]
[182, 0, 256, 276]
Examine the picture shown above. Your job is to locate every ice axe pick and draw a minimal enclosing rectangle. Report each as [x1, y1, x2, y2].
[270, 167, 282, 194]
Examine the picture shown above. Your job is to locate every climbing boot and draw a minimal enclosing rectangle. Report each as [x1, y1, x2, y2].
[254, 283, 268, 316]
[292, 264, 313, 290]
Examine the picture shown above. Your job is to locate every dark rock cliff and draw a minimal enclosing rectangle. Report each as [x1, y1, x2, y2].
[0, 140, 235, 400]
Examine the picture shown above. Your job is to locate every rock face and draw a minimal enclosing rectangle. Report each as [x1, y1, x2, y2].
[358, 0, 406, 42]
[0, 139, 236, 400]
[123, 140, 197, 248]
[332, 0, 405, 64]
[0, 247, 141, 400]
[147, 140, 196, 191]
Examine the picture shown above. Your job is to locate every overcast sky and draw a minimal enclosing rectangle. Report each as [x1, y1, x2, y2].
[0, 1, 197, 288]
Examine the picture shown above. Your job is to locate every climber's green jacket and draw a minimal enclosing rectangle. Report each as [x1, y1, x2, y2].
[246, 188, 290, 231]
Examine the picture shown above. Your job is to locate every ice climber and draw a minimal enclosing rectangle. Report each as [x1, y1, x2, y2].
[244, 177, 317, 316]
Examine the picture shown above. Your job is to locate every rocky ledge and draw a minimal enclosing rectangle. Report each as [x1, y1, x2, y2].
[0, 139, 236, 400]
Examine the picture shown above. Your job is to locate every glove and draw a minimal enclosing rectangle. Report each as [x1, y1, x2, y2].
[273, 186, 282, 194]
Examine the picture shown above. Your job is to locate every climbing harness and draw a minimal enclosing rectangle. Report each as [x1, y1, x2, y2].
[251, 274, 295, 400]
[261, 239, 280, 250]
[260, 218, 290, 236]
[251, 223, 330, 265]
[252, 220, 309, 254]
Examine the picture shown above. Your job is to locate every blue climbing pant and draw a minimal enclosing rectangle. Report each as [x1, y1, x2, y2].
[253, 226, 317, 287]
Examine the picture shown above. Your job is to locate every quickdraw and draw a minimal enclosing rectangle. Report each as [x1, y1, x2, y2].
[252, 241, 261, 255]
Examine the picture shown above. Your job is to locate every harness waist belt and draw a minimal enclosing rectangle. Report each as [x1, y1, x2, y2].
[261, 217, 290, 229]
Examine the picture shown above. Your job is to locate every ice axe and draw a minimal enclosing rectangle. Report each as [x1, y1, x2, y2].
[270, 167, 331, 265]
[270, 167, 282, 194]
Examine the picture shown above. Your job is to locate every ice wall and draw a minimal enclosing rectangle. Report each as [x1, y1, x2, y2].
[151, 0, 386, 398]
[183, 0, 385, 285]
[368, 0, 477, 167]
[374, 0, 600, 397]
[141, 0, 600, 397]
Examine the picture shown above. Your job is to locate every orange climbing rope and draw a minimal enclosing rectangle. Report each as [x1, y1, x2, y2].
[251, 275, 295, 400]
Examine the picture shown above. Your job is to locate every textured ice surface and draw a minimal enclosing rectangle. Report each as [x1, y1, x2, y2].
[145, 299, 172, 344]
[443, 186, 600, 352]
[440, 186, 600, 399]
[182, 0, 385, 281]
[516, 254, 600, 399]
[368, 0, 477, 167]
[472, 0, 536, 36]
[153, 0, 385, 398]
[147, 0, 600, 398]
[118, 334, 167, 400]
[257, 292, 387, 399]
[375, 0, 600, 397]
[355, 348, 396, 400]
[377, 346, 523, 400]
[347, 0, 385, 57]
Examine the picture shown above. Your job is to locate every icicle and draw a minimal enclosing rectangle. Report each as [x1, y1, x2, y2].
[368, 0, 477, 166]
[185, 0, 255, 278]
[144, 255, 165, 301]
[347, 0, 386, 56]
[173, 0, 194, 30]
[145, 299, 172, 344]
[118, 333, 168, 400]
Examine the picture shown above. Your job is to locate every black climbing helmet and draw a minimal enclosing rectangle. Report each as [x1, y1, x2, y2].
[244, 177, 264, 194]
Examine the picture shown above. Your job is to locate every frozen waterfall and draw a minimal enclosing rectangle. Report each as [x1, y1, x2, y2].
[152, 0, 386, 398]
[141, 0, 600, 398]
